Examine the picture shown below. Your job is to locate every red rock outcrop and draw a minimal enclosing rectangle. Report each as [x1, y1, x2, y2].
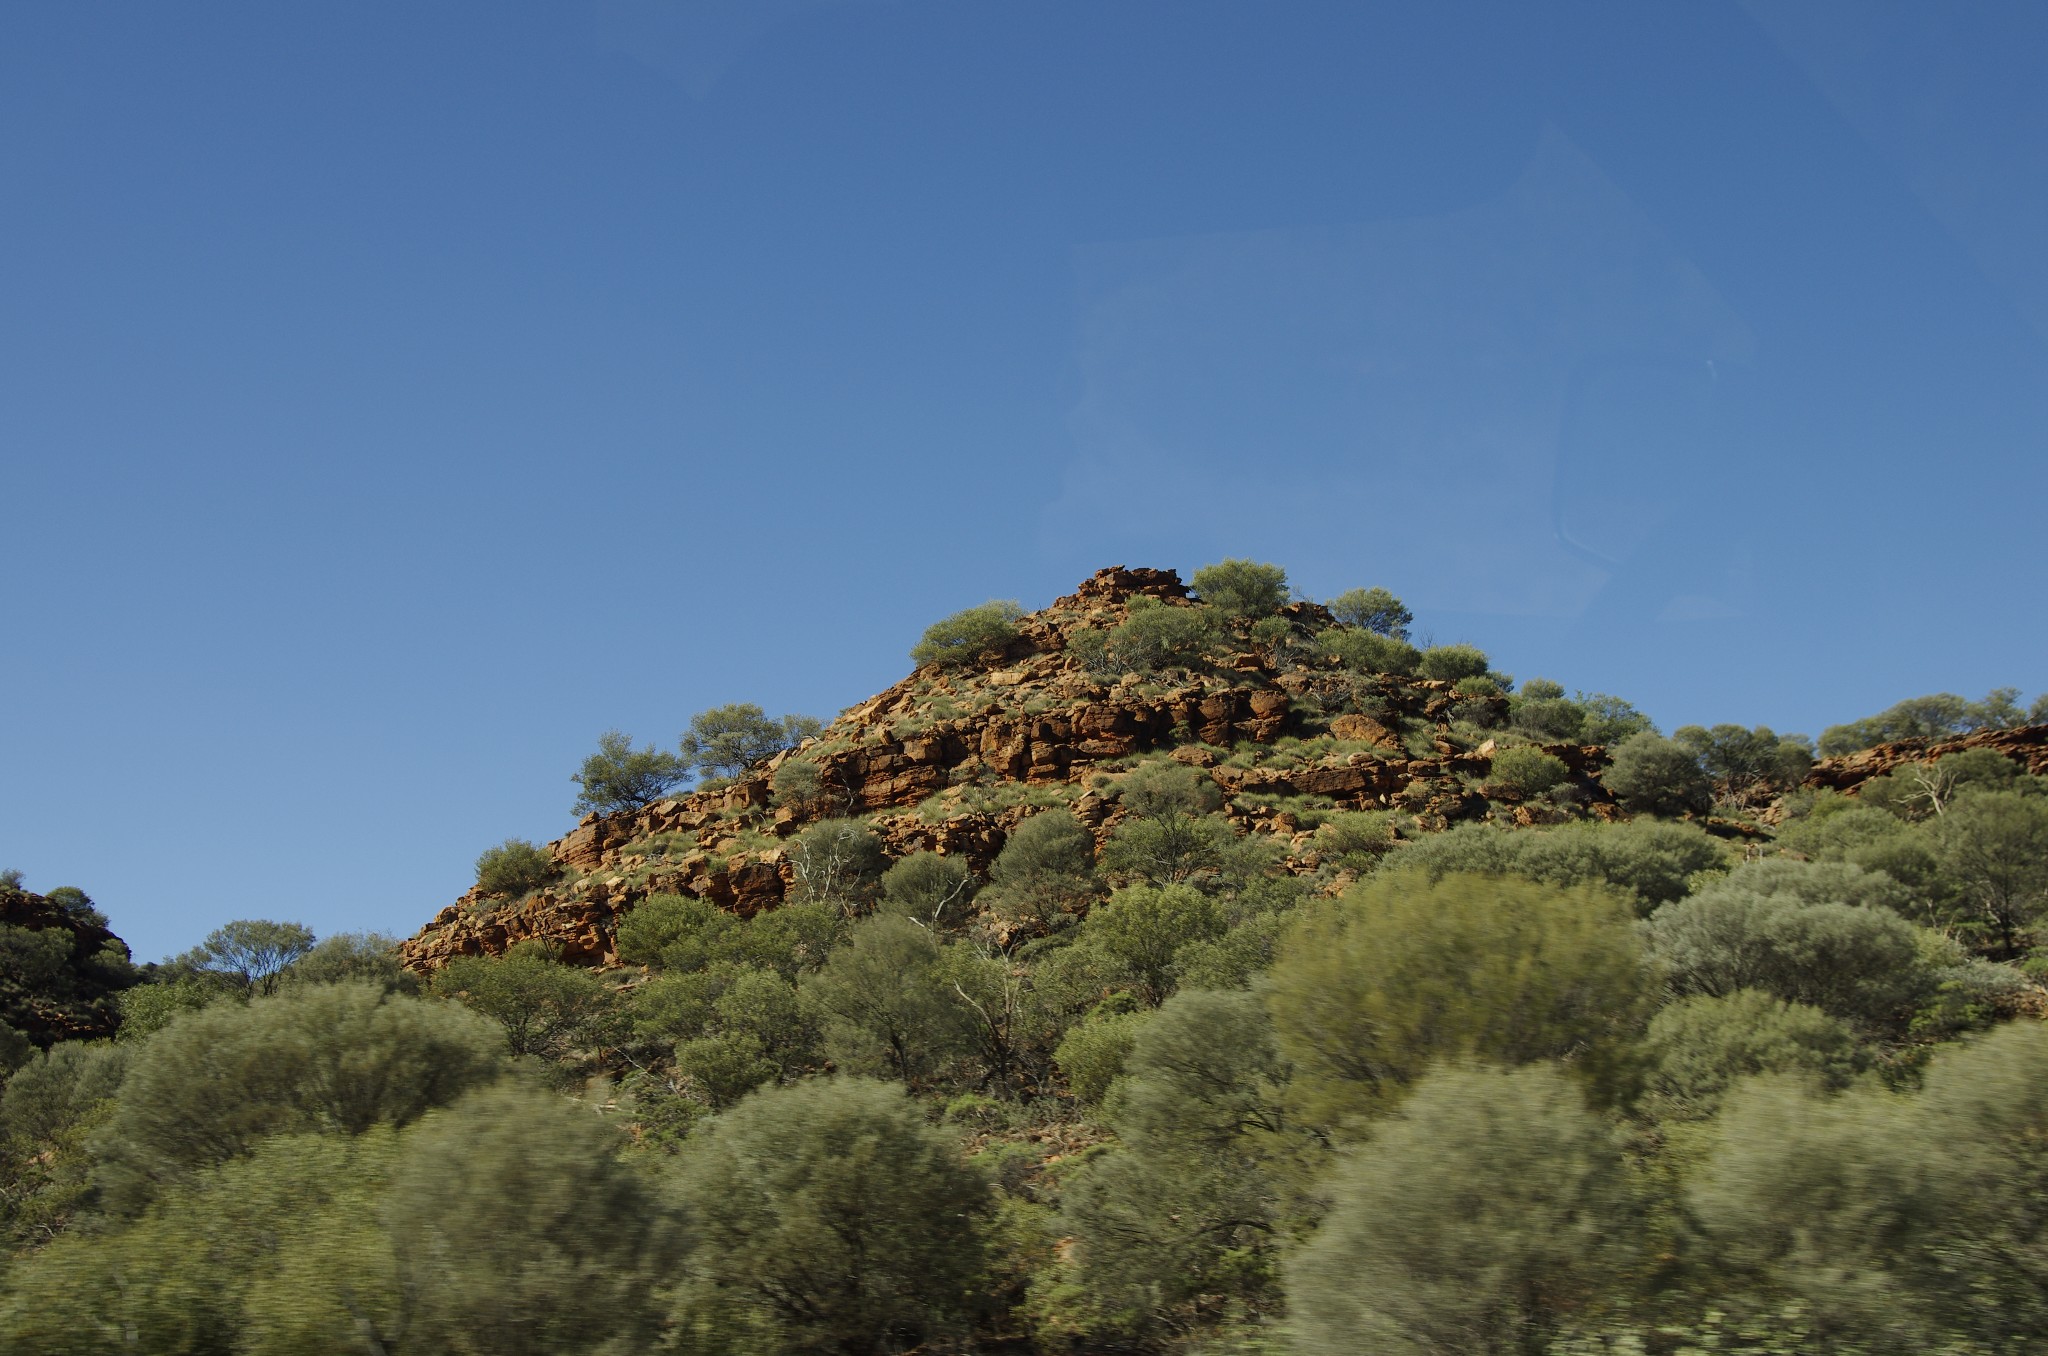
[1801, 724, 2048, 794]
[393, 568, 1611, 972]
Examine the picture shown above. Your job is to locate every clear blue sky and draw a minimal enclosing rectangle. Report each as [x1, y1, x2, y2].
[5, 1, 2045, 962]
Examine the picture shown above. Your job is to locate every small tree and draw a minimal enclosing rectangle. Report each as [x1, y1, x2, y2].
[680, 703, 821, 783]
[474, 838, 558, 899]
[980, 810, 1098, 934]
[910, 600, 1025, 668]
[1188, 558, 1290, 617]
[1672, 723, 1813, 806]
[1934, 790, 2048, 957]
[92, 982, 505, 1215]
[802, 915, 972, 1086]
[1512, 679, 1587, 742]
[430, 944, 614, 1060]
[1326, 586, 1413, 639]
[572, 730, 688, 817]
[174, 919, 318, 996]
[385, 1083, 687, 1355]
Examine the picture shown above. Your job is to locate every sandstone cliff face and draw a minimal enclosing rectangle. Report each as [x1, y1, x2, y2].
[396, 566, 2048, 973]
[1799, 725, 2048, 793]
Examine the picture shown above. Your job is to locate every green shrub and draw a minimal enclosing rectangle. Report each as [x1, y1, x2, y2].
[1288, 1064, 1638, 1356]
[1268, 873, 1654, 1125]
[878, 851, 974, 929]
[1325, 586, 1412, 639]
[93, 982, 505, 1214]
[1640, 990, 1866, 1121]
[675, 1078, 990, 1354]
[1188, 559, 1290, 617]
[430, 945, 613, 1060]
[1059, 989, 1291, 1333]
[1511, 679, 1588, 742]
[786, 818, 888, 912]
[1054, 1007, 1152, 1105]
[1646, 875, 1933, 1028]
[1486, 746, 1569, 798]
[910, 600, 1025, 668]
[1389, 818, 1728, 912]
[1672, 723, 1814, 805]
[981, 810, 1098, 932]
[1416, 642, 1489, 682]
[1317, 811, 1399, 869]
[1577, 693, 1657, 745]
[1319, 627, 1421, 675]
[1105, 597, 1222, 671]
[473, 838, 558, 899]
[1604, 731, 1712, 817]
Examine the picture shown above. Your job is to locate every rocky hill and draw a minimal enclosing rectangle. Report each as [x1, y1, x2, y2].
[398, 566, 2048, 972]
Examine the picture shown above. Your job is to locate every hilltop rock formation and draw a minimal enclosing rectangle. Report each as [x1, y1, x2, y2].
[397, 567, 2048, 974]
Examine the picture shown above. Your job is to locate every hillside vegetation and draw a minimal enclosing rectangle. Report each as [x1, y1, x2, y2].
[5, 562, 2048, 1355]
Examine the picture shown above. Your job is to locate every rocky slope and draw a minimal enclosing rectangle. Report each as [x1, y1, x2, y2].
[1, 887, 138, 1046]
[397, 567, 2048, 972]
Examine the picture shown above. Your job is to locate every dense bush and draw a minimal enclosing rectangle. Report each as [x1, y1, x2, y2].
[473, 838, 558, 899]
[1188, 558, 1290, 617]
[1640, 990, 1865, 1121]
[385, 1083, 686, 1354]
[980, 809, 1097, 932]
[1646, 871, 1934, 1028]
[1672, 723, 1813, 805]
[877, 851, 973, 929]
[910, 600, 1025, 668]
[1604, 730, 1713, 817]
[1391, 818, 1728, 911]
[1415, 642, 1490, 682]
[1485, 745, 1569, 798]
[430, 944, 613, 1059]
[1268, 873, 1654, 1124]
[1289, 1064, 1638, 1356]
[1059, 989, 1292, 1336]
[1096, 596, 1222, 671]
[1690, 1022, 2048, 1349]
[93, 981, 505, 1214]
[675, 1078, 990, 1354]
[1318, 626, 1421, 675]
[1511, 678, 1587, 741]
